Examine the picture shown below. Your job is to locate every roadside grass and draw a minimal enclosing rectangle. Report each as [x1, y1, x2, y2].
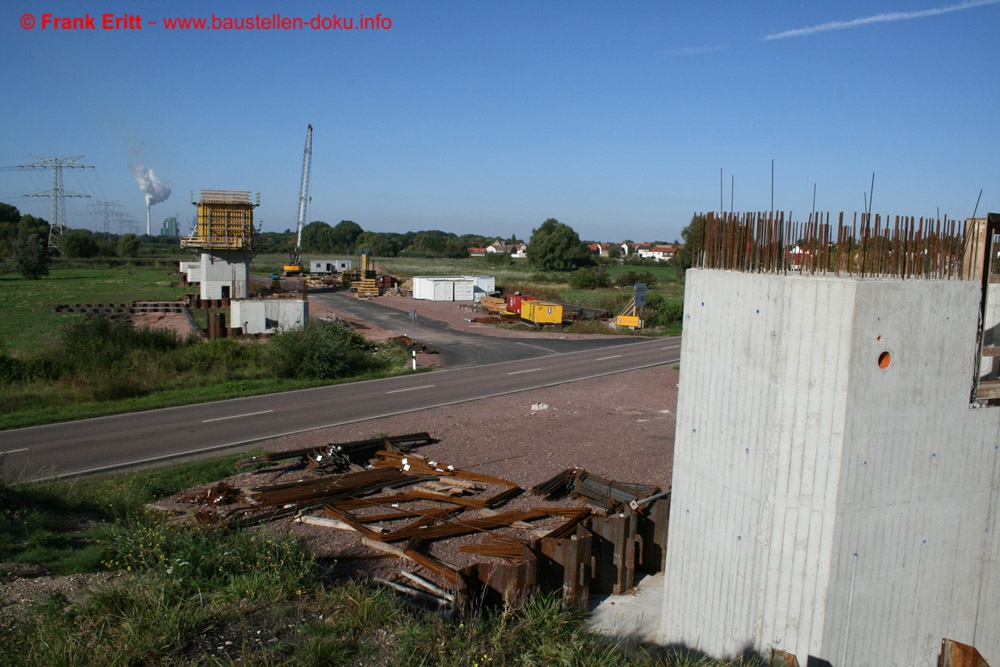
[0, 300, 414, 430]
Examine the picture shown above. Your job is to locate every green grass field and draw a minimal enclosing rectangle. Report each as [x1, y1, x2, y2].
[0, 265, 191, 355]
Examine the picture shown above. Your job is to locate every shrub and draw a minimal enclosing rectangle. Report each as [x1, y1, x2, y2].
[10, 234, 50, 279]
[645, 293, 684, 327]
[266, 319, 376, 379]
[568, 267, 610, 289]
[614, 270, 658, 289]
[482, 252, 512, 267]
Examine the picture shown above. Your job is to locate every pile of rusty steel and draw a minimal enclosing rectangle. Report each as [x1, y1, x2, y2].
[205, 432, 670, 616]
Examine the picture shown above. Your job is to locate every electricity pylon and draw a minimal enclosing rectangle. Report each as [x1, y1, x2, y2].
[20, 155, 95, 252]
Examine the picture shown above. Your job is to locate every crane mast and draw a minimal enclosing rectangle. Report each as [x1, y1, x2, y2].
[284, 124, 312, 275]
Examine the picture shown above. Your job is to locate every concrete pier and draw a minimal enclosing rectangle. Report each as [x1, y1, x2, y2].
[660, 269, 1000, 666]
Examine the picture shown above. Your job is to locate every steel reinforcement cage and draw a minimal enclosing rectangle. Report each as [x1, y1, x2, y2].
[694, 211, 976, 281]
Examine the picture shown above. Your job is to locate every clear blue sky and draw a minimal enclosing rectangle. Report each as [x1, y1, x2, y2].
[2, 0, 997, 243]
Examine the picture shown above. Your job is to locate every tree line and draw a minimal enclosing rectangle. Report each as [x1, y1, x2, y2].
[3, 196, 697, 279]
[290, 217, 598, 272]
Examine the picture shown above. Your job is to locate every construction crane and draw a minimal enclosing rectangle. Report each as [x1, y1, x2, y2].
[283, 124, 313, 276]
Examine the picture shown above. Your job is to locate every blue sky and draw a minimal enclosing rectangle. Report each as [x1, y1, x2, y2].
[1, 0, 997, 243]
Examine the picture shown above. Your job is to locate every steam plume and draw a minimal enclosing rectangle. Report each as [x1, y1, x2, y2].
[132, 164, 171, 206]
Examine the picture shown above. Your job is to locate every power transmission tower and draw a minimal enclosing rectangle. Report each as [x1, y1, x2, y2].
[120, 213, 139, 235]
[19, 155, 95, 253]
[89, 200, 124, 240]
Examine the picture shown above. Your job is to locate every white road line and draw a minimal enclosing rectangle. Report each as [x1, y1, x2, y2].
[386, 385, 435, 394]
[5, 447, 29, 454]
[595, 355, 622, 361]
[508, 368, 542, 375]
[202, 410, 274, 423]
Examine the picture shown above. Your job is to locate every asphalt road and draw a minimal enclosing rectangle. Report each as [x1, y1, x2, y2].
[311, 291, 643, 367]
[2, 336, 680, 482]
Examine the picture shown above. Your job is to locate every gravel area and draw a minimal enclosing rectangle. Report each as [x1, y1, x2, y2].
[250, 363, 677, 492]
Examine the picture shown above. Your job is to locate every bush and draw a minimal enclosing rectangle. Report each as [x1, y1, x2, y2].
[614, 270, 657, 289]
[266, 320, 377, 379]
[568, 267, 610, 289]
[10, 234, 50, 279]
[0, 351, 61, 384]
[482, 252, 512, 267]
[60, 316, 182, 376]
[645, 294, 684, 327]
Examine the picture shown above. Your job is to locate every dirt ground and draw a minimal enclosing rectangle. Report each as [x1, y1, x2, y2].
[1, 292, 678, 624]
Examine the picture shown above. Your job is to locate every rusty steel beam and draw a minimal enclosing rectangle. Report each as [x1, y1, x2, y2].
[458, 546, 539, 609]
[236, 432, 438, 469]
[538, 524, 593, 612]
[770, 649, 800, 667]
[940, 638, 990, 667]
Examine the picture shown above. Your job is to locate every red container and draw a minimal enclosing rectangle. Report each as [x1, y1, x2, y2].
[506, 294, 535, 314]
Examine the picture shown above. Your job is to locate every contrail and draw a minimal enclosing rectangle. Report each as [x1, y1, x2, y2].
[763, 0, 1000, 40]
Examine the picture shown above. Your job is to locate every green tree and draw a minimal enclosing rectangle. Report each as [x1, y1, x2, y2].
[60, 229, 99, 259]
[11, 234, 50, 279]
[0, 202, 20, 224]
[117, 233, 141, 258]
[300, 221, 333, 253]
[355, 231, 402, 257]
[606, 244, 622, 260]
[675, 213, 706, 274]
[527, 218, 593, 271]
[409, 230, 452, 256]
[329, 220, 363, 253]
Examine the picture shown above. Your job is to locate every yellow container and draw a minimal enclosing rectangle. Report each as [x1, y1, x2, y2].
[521, 300, 563, 325]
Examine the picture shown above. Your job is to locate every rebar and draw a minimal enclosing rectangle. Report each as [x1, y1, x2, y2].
[695, 211, 970, 280]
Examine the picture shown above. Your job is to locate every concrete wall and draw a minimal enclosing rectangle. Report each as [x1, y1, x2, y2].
[179, 261, 201, 284]
[660, 269, 1000, 666]
[231, 299, 307, 335]
[199, 252, 249, 300]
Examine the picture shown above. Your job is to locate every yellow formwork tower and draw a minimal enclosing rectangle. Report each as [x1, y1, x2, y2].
[181, 190, 259, 252]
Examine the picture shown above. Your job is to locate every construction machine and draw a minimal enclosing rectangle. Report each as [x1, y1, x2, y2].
[283, 124, 312, 276]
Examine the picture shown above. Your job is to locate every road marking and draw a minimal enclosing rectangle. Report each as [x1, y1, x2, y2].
[5, 447, 29, 454]
[386, 385, 435, 394]
[202, 410, 274, 423]
[595, 355, 622, 361]
[508, 368, 542, 375]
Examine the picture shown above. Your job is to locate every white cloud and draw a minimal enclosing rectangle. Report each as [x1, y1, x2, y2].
[763, 0, 1000, 40]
